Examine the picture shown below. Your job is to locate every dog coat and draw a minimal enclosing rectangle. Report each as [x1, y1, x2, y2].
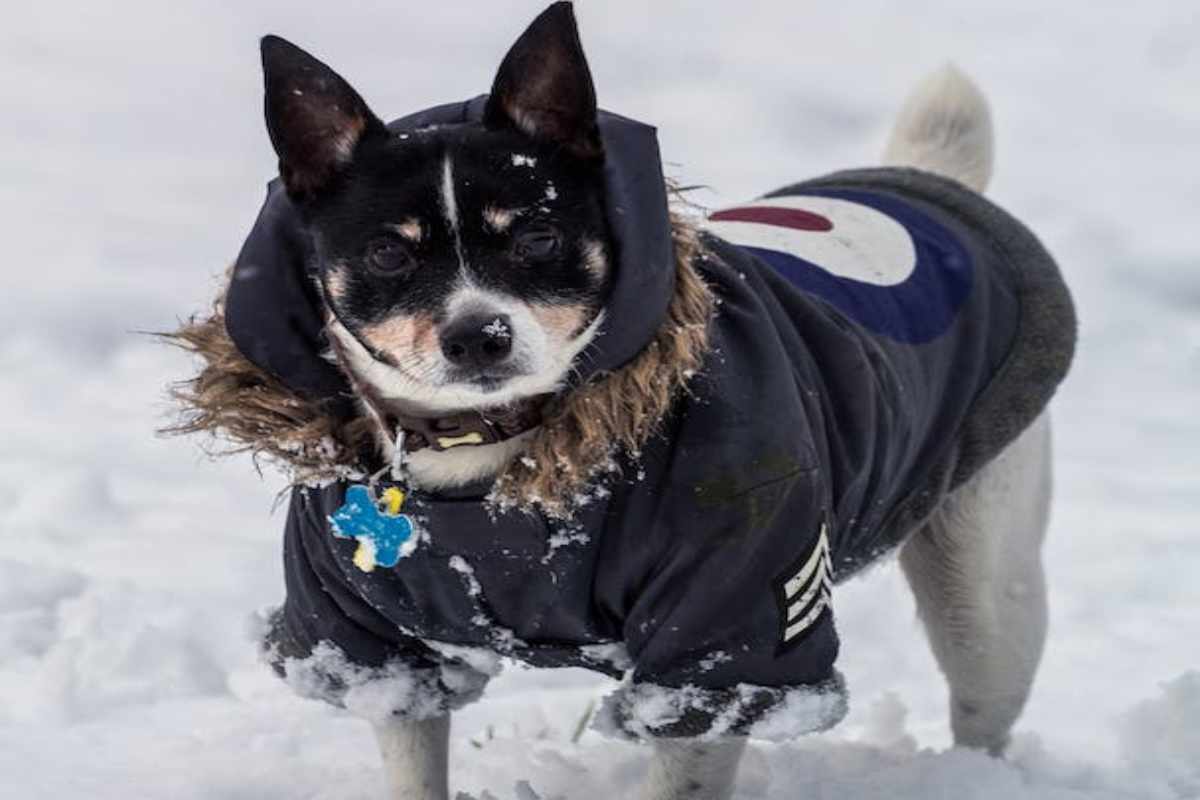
[228, 98, 1075, 739]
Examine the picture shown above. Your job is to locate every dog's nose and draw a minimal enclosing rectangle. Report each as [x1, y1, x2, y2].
[440, 313, 514, 369]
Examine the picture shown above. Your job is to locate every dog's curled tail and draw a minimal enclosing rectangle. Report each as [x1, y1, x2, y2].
[883, 64, 994, 193]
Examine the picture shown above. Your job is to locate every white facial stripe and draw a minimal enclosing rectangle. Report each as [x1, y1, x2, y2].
[440, 155, 459, 231]
[441, 154, 467, 271]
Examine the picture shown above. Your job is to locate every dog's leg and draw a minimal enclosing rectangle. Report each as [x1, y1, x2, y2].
[899, 413, 1052, 755]
[639, 737, 747, 800]
[373, 714, 451, 800]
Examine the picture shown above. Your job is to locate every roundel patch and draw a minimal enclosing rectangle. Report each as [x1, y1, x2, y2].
[705, 189, 974, 343]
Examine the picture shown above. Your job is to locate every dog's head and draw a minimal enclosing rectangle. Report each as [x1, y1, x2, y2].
[261, 3, 612, 413]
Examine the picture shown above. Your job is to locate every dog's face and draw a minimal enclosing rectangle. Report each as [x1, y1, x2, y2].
[260, 6, 611, 412]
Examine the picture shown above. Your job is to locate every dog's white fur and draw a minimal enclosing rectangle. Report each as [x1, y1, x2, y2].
[373, 715, 451, 798]
[884, 63, 995, 193]
[372, 66, 1051, 800]
[901, 411, 1050, 755]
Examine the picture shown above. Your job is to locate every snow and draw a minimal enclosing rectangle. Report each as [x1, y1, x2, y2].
[1, 0, 1197, 798]
[279, 642, 419, 722]
[482, 317, 513, 340]
[1119, 672, 1200, 798]
[698, 651, 734, 673]
[577, 643, 633, 673]
[595, 678, 848, 742]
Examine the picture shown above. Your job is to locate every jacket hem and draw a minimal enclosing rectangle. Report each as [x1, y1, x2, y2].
[261, 638, 490, 723]
[593, 673, 848, 741]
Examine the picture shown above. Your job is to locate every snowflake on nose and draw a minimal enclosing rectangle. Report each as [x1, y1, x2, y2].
[329, 485, 416, 572]
[482, 318, 512, 340]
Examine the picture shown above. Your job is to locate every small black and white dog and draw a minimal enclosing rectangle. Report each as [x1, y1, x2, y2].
[176, 3, 1074, 798]
[262, 14, 613, 487]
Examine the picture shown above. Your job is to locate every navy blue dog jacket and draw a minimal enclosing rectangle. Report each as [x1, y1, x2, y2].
[225, 98, 1075, 739]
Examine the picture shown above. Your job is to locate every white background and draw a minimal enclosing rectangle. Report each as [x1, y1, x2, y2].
[1, 1, 1197, 797]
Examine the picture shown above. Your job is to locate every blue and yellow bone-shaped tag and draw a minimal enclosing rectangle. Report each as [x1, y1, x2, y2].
[329, 485, 415, 572]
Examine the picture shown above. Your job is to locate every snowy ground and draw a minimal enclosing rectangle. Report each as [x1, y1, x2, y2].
[1, 1, 1197, 798]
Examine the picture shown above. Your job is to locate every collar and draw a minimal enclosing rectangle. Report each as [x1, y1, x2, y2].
[385, 396, 552, 454]
[328, 330, 553, 457]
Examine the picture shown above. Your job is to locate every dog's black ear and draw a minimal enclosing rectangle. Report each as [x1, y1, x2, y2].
[261, 35, 385, 199]
[484, 2, 602, 158]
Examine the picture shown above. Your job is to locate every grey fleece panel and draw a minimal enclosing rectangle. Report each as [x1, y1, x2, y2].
[797, 167, 1077, 537]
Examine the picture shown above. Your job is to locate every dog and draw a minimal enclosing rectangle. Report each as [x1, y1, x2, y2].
[169, 3, 1075, 798]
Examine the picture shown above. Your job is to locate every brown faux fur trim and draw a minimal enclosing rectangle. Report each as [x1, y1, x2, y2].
[160, 291, 376, 483]
[162, 214, 715, 513]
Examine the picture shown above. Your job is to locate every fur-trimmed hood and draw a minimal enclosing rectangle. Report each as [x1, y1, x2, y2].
[223, 99, 687, 398]
[167, 101, 714, 514]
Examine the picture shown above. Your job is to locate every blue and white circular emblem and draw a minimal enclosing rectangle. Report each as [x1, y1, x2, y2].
[705, 189, 974, 343]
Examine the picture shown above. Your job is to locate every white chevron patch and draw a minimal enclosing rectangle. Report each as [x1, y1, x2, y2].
[779, 524, 832, 646]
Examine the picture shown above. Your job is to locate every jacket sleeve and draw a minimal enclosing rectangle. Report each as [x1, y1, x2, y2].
[261, 486, 492, 721]
[597, 468, 848, 741]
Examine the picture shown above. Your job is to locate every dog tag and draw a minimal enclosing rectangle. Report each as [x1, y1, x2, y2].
[329, 485, 416, 572]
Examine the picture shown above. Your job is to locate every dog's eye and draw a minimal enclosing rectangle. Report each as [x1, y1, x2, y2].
[514, 225, 562, 263]
[366, 237, 416, 277]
